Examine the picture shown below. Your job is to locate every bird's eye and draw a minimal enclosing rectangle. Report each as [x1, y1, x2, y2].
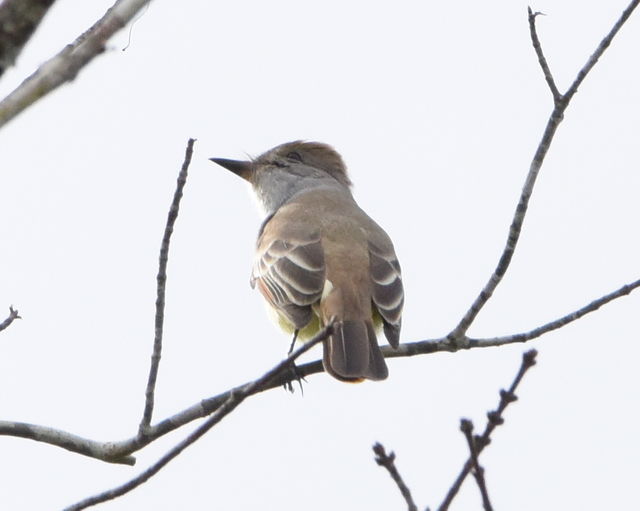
[286, 151, 303, 162]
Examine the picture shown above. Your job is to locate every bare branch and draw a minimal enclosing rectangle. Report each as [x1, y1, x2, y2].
[448, 1, 639, 341]
[0, 0, 57, 78]
[0, 276, 636, 463]
[387, 277, 640, 358]
[373, 443, 418, 511]
[565, 0, 640, 102]
[437, 350, 537, 511]
[0, 305, 21, 332]
[139, 138, 196, 435]
[0, 420, 134, 465]
[0, 359, 321, 464]
[0, 358, 317, 464]
[0, 0, 152, 129]
[460, 419, 493, 511]
[448, 109, 559, 339]
[64, 323, 334, 511]
[466, 278, 640, 348]
[527, 7, 561, 103]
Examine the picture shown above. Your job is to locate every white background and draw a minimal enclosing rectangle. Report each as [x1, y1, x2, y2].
[1, 1, 639, 509]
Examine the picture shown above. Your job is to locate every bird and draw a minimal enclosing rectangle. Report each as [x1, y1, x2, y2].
[210, 141, 403, 381]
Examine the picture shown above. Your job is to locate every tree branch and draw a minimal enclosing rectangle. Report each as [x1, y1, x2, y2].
[0, 277, 636, 463]
[140, 273, 636, 446]
[564, 0, 640, 102]
[0, 3, 637, 510]
[373, 442, 418, 511]
[0, 305, 21, 333]
[139, 138, 195, 435]
[63, 323, 334, 511]
[448, 0, 640, 341]
[460, 419, 493, 511]
[0, 0, 57, 78]
[0, 420, 135, 465]
[465, 278, 640, 348]
[0, 0, 151, 129]
[437, 350, 538, 511]
[526, 8, 561, 103]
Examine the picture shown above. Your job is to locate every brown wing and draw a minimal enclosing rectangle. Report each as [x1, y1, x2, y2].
[251, 232, 325, 330]
[369, 240, 403, 348]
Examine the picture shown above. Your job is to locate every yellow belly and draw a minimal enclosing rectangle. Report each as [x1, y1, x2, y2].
[268, 305, 384, 343]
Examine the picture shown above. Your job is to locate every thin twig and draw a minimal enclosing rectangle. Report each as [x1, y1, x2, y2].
[139, 138, 195, 435]
[373, 442, 418, 511]
[466, 278, 640, 347]
[0, 306, 20, 332]
[437, 350, 537, 511]
[64, 323, 334, 511]
[564, 0, 640, 102]
[527, 7, 561, 103]
[448, 107, 561, 341]
[0, 0, 152, 129]
[460, 419, 493, 511]
[448, 0, 640, 341]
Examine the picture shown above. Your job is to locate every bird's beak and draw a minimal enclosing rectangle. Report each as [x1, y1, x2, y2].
[209, 157, 253, 181]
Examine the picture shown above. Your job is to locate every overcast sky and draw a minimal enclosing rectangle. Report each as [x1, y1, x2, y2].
[1, 1, 639, 509]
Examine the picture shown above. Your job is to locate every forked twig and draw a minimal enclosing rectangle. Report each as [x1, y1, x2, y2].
[64, 323, 334, 511]
[448, 0, 640, 342]
[465, 278, 640, 347]
[437, 350, 538, 511]
[460, 419, 492, 511]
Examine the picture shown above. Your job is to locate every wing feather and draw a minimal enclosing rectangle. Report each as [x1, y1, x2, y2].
[251, 232, 325, 329]
[369, 240, 404, 347]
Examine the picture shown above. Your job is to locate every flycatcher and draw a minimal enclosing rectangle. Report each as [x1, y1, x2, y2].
[210, 141, 403, 381]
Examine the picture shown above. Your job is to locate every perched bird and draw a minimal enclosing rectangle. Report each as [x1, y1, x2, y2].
[210, 141, 403, 381]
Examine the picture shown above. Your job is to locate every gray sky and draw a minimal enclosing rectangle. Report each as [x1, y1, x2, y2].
[1, 1, 639, 509]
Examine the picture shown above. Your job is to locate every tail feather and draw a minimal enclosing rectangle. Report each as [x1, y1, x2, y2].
[323, 320, 388, 381]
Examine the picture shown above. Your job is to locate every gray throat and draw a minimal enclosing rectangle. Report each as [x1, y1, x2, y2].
[253, 167, 348, 217]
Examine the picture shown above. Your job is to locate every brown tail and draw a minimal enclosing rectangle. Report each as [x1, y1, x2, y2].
[323, 320, 388, 381]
